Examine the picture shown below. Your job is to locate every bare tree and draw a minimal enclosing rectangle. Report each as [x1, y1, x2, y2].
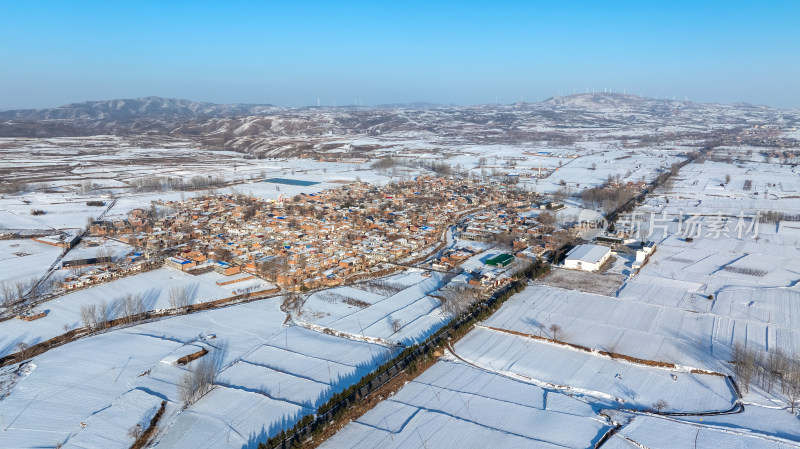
[438, 285, 480, 316]
[15, 342, 32, 360]
[390, 317, 402, 333]
[80, 300, 110, 330]
[553, 187, 568, 203]
[96, 300, 108, 328]
[121, 294, 145, 324]
[81, 179, 93, 194]
[0, 280, 15, 308]
[783, 359, 800, 414]
[280, 292, 306, 317]
[95, 246, 115, 262]
[764, 348, 787, 393]
[127, 423, 143, 440]
[14, 280, 29, 311]
[177, 357, 216, 408]
[168, 285, 191, 312]
[80, 303, 98, 330]
[549, 324, 562, 341]
[258, 256, 286, 281]
[732, 342, 756, 393]
[70, 265, 88, 278]
[652, 399, 669, 413]
[538, 211, 557, 227]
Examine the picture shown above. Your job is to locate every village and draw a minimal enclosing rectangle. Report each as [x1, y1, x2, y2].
[77, 175, 565, 293]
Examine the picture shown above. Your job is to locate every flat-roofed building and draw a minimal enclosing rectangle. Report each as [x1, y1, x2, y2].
[564, 244, 611, 272]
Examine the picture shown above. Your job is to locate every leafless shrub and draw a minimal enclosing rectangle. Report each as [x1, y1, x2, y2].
[722, 266, 768, 277]
[317, 291, 371, 308]
[343, 297, 370, 308]
[353, 279, 407, 296]
[318, 291, 346, 303]
[762, 210, 800, 223]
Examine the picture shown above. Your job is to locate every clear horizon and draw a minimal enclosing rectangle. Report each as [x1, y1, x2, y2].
[1, 1, 799, 110]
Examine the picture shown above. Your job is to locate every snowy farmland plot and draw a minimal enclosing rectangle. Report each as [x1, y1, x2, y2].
[606, 414, 800, 449]
[0, 238, 62, 285]
[322, 359, 613, 449]
[453, 326, 735, 412]
[300, 271, 452, 345]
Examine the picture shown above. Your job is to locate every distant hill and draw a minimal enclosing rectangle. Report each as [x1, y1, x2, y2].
[0, 96, 277, 121]
[1, 93, 796, 154]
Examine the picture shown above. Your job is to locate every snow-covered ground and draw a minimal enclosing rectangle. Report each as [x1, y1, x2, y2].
[322, 358, 612, 449]
[0, 267, 275, 356]
[321, 150, 800, 448]
[0, 238, 62, 285]
[301, 271, 451, 345]
[3, 129, 800, 447]
[454, 326, 735, 412]
[0, 269, 455, 448]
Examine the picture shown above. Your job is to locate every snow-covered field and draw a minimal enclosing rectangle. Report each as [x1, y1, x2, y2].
[322, 359, 612, 449]
[3, 125, 800, 447]
[0, 238, 62, 285]
[606, 413, 800, 449]
[301, 271, 451, 345]
[0, 269, 455, 448]
[322, 151, 800, 448]
[0, 267, 275, 356]
[454, 326, 735, 412]
[0, 298, 387, 448]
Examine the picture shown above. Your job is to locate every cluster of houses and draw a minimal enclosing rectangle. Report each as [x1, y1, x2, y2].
[32, 231, 81, 249]
[58, 265, 118, 290]
[57, 250, 153, 291]
[433, 247, 519, 290]
[88, 176, 539, 291]
[458, 201, 571, 257]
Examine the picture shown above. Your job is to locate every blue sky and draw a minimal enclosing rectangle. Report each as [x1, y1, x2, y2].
[1, 1, 798, 109]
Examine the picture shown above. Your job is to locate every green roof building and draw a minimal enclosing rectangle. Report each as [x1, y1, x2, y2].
[486, 253, 514, 267]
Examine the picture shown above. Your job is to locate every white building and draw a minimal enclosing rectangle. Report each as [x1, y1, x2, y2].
[564, 244, 612, 272]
